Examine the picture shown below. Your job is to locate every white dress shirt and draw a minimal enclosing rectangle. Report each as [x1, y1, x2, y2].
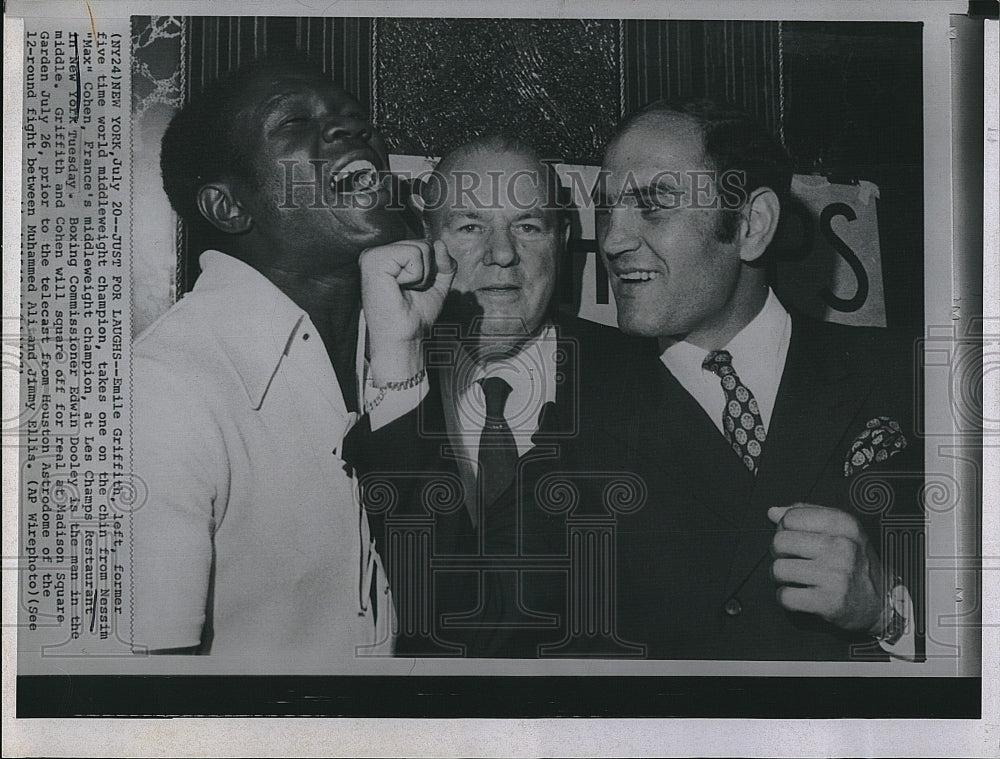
[659, 288, 791, 435]
[440, 324, 559, 524]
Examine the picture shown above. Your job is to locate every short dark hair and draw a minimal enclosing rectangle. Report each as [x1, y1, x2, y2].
[420, 133, 569, 230]
[159, 52, 329, 234]
[621, 97, 793, 244]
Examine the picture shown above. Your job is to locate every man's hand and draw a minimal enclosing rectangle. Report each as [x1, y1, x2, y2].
[768, 503, 884, 634]
[360, 239, 455, 383]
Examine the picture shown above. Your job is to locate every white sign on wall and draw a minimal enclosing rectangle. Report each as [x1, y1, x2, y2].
[771, 175, 887, 328]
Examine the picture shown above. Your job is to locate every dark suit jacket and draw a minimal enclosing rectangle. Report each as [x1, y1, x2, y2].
[477, 316, 925, 661]
[343, 313, 655, 656]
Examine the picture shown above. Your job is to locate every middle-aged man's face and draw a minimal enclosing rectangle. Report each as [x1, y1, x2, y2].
[596, 112, 747, 346]
[431, 149, 563, 345]
[233, 68, 408, 273]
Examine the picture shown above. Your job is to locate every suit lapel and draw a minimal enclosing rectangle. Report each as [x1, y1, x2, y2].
[531, 323, 588, 443]
[534, 400, 561, 439]
[424, 364, 452, 438]
[724, 317, 878, 592]
[603, 353, 755, 521]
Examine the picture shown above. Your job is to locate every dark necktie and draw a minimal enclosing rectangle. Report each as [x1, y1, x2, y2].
[703, 350, 767, 475]
[477, 376, 518, 509]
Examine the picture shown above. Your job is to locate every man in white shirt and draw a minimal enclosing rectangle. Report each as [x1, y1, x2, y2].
[132, 56, 441, 661]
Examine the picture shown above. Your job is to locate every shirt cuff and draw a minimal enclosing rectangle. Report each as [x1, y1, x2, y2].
[368, 375, 429, 431]
[881, 583, 917, 662]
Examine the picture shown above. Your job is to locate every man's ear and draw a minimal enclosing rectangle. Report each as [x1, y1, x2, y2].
[561, 217, 571, 248]
[196, 182, 253, 235]
[737, 186, 781, 264]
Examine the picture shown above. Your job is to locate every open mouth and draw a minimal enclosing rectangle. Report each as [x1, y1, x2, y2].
[615, 270, 662, 282]
[329, 158, 383, 196]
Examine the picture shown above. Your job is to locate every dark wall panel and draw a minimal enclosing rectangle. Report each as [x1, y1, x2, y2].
[624, 20, 781, 134]
[782, 21, 923, 334]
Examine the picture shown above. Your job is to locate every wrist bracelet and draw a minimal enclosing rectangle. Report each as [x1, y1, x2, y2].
[363, 367, 426, 415]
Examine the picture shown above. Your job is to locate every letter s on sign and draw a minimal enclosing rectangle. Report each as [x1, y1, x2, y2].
[819, 202, 869, 313]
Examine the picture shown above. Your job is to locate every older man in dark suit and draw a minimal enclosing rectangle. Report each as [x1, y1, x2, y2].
[346, 136, 651, 655]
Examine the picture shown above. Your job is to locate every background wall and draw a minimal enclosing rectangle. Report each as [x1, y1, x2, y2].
[130, 17, 923, 337]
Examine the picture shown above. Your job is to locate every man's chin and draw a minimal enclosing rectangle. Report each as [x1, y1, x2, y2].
[469, 336, 528, 364]
[474, 307, 540, 337]
[474, 315, 545, 355]
[339, 207, 411, 247]
[616, 310, 664, 338]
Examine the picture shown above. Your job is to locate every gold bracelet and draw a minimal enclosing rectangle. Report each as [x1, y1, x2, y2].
[363, 367, 427, 415]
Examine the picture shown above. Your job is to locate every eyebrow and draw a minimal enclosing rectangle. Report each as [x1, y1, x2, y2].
[512, 209, 550, 223]
[593, 178, 686, 206]
[591, 185, 611, 205]
[445, 210, 488, 223]
[261, 91, 296, 109]
[629, 173, 685, 195]
[255, 91, 306, 123]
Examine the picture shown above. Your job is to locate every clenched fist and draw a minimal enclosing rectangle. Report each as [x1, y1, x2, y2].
[768, 503, 884, 634]
[360, 239, 455, 384]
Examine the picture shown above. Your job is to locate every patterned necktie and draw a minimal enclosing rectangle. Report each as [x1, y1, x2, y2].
[477, 376, 518, 509]
[703, 350, 767, 475]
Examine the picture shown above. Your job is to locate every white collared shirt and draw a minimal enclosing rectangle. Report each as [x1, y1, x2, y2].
[132, 250, 395, 660]
[440, 325, 559, 523]
[659, 288, 792, 434]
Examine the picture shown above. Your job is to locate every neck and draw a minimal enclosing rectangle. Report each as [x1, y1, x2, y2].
[258, 264, 363, 411]
[259, 265, 361, 337]
[468, 322, 549, 372]
[669, 281, 770, 353]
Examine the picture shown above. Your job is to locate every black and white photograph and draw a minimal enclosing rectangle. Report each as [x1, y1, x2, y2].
[4, 0, 995, 755]
[128, 14, 931, 665]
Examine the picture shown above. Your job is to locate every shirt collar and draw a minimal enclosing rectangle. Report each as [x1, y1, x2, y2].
[660, 288, 790, 377]
[459, 323, 558, 402]
[193, 250, 312, 409]
[722, 288, 790, 370]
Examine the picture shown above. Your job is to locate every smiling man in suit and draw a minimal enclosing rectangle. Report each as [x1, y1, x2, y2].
[459, 99, 923, 661]
[576, 97, 924, 660]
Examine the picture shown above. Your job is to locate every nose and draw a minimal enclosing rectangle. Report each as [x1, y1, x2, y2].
[482, 229, 519, 267]
[598, 207, 640, 261]
[322, 117, 372, 143]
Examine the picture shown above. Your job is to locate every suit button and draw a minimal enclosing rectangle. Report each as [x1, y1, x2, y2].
[723, 598, 743, 617]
